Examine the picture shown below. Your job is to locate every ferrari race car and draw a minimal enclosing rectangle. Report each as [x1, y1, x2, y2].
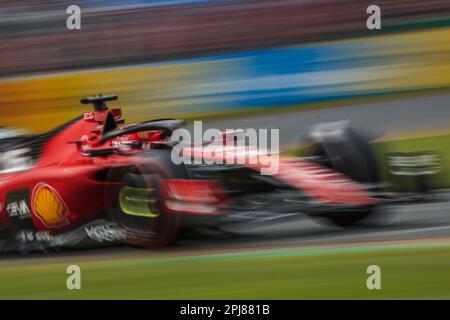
[0, 95, 387, 253]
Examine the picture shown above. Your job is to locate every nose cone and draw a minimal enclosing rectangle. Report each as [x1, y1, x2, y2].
[274, 159, 375, 206]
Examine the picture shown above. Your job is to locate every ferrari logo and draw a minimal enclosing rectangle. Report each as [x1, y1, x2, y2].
[137, 131, 149, 139]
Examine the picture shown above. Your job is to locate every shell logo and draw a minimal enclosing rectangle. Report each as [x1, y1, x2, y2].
[32, 183, 69, 228]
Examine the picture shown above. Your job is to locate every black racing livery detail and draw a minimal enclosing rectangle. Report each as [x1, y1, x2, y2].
[5, 189, 34, 230]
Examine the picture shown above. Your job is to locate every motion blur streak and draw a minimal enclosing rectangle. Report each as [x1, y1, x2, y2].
[1, 26, 450, 132]
[1, 0, 450, 76]
[0, 0, 450, 132]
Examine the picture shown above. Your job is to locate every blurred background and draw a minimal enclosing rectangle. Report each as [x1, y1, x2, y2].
[1, 0, 449, 131]
[1, 0, 450, 300]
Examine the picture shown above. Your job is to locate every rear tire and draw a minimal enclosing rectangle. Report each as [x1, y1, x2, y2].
[105, 150, 188, 247]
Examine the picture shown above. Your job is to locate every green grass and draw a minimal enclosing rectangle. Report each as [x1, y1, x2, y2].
[1, 243, 450, 299]
[375, 133, 450, 190]
[180, 87, 450, 125]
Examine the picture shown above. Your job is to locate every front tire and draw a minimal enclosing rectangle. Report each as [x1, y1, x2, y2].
[306, 121, 379, 226]
[307, 121, 379, 183]
[325, 209, 372, 227]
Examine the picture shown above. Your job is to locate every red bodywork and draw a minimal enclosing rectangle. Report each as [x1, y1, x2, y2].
[0, 108, 374, 233]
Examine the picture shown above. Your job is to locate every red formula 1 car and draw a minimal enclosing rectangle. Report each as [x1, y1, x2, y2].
[0, 95, 382, 252]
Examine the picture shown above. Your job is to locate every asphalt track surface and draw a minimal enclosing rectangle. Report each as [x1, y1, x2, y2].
[3, 92, 450, 261]
[195, 92, 450, 147]
[4, 191, 450, 262]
